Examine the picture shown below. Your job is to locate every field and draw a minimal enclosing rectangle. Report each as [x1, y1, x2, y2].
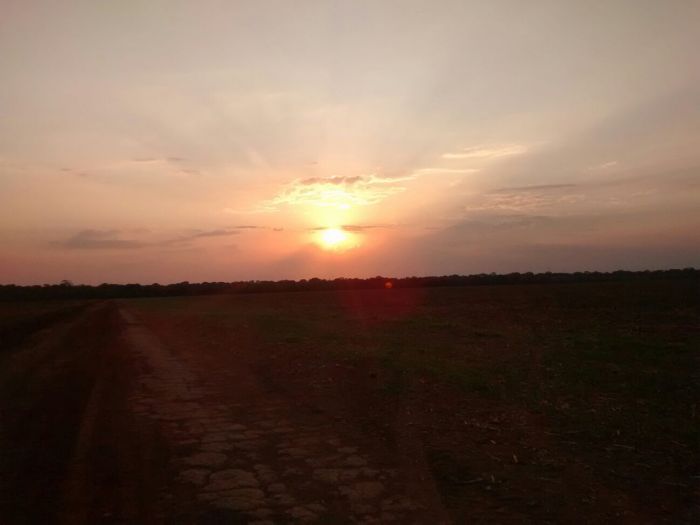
[0, 280, 698, 523]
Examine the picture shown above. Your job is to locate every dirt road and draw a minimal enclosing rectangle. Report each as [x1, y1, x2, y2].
[0, 302, 448, 524]
[0, 302, 169, 524]
[3, 283, 698, 523]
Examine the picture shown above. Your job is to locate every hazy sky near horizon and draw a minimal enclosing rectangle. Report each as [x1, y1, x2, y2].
[1, 0, 699, 284]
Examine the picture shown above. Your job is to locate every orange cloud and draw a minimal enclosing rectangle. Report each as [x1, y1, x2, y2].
[442, 144, 527, 160]
[265, 175, 408, 210]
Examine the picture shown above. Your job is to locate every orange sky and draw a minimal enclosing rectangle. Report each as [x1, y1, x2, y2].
[1, 1, 699, 284]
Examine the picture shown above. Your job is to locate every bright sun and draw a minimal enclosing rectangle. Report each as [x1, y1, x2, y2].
[320, 228, 347, 247]
[317, 228, 353, 251]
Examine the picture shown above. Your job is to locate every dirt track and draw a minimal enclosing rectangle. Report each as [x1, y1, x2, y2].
[0, 303, 169, 524]
[2, 284, 697, 524]
[0, 302, 449, 524]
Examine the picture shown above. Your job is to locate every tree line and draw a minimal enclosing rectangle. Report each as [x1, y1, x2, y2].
[0, 268, 697, 301]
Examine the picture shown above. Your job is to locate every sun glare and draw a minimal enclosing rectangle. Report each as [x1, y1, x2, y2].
[316, 228, 355, 251]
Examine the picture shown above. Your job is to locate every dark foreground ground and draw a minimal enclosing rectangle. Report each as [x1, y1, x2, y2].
[0, 280, 698, 524]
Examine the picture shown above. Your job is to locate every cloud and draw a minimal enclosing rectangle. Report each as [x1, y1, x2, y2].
[132, 156, 187, 164]
[127, 156, 199, 177]
[340, 224, 385, 232]
[308, 224, 390, 232]
[222, 205, 275, 215]
[413, 168, 479, 175]
[587, 160, 619, 172]
[299, 176, 363, 186]
[56, 230, 145, 249]
[64, 155, 199, 182]
[56, 227, 246, 250]
[265, 175, 408, 210]
[442, 144, 527, 160]
[490, 184, 578, 193]
[467, 184, 583, 213]
[162, 229, 242, 246]
[454, 214, 556, 230]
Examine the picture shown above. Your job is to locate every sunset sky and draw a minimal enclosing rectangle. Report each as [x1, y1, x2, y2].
[1, 1, 699, 284]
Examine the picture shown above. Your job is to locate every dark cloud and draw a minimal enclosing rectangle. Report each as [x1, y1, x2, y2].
[56, 230, 144, 249]
[59, 167, 92, 178]
[189, 229, 240, 239]
[165, 229, 241, 245]
[232, 225, 286, 231]
[56, 227, 245, 250]
[167, 227, 273, 243]
[341, 224, 387, 232]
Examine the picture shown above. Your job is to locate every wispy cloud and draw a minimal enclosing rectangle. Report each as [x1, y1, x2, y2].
[56, 227, 250, 250]
[490, 184, 578, 193]
[308, 224, 391, 232]
[264, 175, 408, 210]
[452, 214, 557, 231]
[164, 229, 241, 245]
[340, 224, 386, 232]
[442, 144, 527, 160]
[587, 160, 619, 172]
[467, 184, 583, 213]
[132, 156, 188, 165]
[413, 168, 479, 175]
[64, 155, 200, 181]
[56, 230, 145, 250]
[298, 176, 363, 186]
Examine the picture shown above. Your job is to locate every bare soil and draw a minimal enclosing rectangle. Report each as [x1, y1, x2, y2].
[0, 280, 698, 523]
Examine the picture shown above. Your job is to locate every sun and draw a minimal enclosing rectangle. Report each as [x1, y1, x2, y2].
[316, 227, 355, 251]
[320, 228, 347, 248]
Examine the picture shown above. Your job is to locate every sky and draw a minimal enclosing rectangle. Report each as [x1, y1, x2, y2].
[1, 0, 699, 285]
